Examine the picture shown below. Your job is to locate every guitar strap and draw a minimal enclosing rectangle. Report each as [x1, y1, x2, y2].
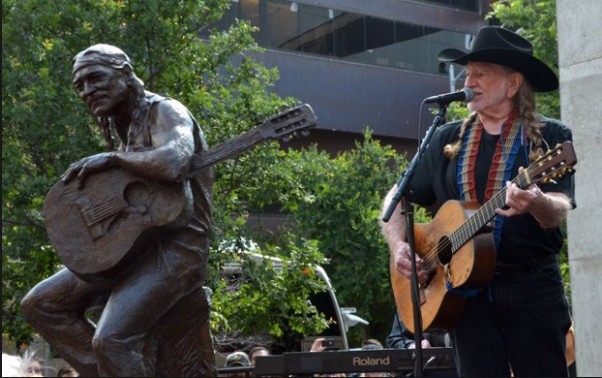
[448, 111, 527, 299]
[456, 110, 526, 250]
[445, 111, 526, 298]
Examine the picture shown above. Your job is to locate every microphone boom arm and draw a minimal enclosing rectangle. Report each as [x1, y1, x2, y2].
[383, 103, 449, 377]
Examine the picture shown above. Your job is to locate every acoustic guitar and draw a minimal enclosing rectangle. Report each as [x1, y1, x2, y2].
[44, 104, 317, 281]
[391, 141, 577, 333]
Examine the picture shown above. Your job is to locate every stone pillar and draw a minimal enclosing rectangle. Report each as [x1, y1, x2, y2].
[556, 1, 602, 376]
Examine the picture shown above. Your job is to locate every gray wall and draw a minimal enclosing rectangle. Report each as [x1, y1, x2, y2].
[256, 49, 449, 139]
[557, 1, 602, 376]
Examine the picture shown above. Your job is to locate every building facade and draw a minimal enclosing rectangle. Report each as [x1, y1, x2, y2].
[210, 0, 493, 153]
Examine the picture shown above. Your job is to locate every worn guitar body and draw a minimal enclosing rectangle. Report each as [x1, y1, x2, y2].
[44, 168, 192, 281]
[44, 104, 317, 281]
[390, 200, 496, 333]
[390, 141, 577, 333]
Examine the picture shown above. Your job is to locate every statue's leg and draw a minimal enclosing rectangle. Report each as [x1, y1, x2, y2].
[20, 268, 111, 377]
[155, 285, 217, 377]
[92, 241, 214, 377]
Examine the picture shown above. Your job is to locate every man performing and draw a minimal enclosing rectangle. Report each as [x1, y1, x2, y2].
[381, 26, 575, 376]
[21, 44, 215, 376]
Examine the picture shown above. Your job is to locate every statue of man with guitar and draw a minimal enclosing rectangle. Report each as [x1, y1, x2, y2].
[19, 43, 218, 376]
[21, 44, 315, 377]
[19, 44, 316, 377]
[381, 26, 576, 377]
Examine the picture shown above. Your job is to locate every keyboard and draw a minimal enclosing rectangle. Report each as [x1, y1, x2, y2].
[254, 347, 456, 376]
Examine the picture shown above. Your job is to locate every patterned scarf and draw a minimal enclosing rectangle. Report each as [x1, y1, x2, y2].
[456, 110, 525, 250]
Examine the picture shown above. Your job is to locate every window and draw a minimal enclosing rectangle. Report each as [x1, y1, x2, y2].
[209, 0, 466, 74]
[421, 0, 480, 12]
[212, 0, 469, 75]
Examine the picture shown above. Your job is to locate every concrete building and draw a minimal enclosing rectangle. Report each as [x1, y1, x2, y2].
[557, 0, 602, 376]
[209, 0, 493, 154]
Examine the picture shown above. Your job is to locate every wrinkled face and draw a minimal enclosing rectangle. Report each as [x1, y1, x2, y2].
[72, 64, 129, 117]
[464, 61, 522, 114]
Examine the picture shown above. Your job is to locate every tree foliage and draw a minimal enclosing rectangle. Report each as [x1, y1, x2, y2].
[208, 128, 421, 347]
[275, 130, 432, 343]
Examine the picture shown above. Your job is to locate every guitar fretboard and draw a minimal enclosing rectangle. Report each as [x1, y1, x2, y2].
[448, 171, 530, 252]
[187, 104, 316, 177]
[189, 127, 265, 174]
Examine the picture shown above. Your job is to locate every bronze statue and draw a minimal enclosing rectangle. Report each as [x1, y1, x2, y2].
[20, 43, 317, 376]
[21, 44, 216, 377]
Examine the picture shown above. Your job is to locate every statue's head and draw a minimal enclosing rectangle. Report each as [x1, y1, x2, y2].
[71, 44, 144, 118]
[72, 44, 133, 77]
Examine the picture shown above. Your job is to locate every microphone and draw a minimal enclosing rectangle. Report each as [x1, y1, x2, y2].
[424, 88, 473, 105]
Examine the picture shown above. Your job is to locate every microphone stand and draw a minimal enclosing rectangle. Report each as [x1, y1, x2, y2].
[382, 103, 449, 377]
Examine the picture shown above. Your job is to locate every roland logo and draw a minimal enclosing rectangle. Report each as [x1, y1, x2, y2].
[352, 355, 390, 367]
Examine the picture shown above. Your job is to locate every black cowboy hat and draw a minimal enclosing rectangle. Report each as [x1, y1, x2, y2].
[438, 26, 558, 92]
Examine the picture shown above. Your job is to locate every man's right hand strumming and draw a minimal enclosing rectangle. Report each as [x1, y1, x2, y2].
[393, 242, 427, 285]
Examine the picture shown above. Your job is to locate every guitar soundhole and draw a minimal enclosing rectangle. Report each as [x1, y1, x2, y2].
[124, 181, 153, 208]
[437, 236, 453, 265]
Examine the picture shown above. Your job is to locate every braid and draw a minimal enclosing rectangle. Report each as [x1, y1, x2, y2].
[95, 70, 146, 152]
[515, 80, 543, 161]
[444, 111, 478, 159]
[98, 116, 115, 151]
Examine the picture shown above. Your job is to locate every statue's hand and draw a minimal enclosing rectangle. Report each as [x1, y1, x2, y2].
[61, 152, 114, 189]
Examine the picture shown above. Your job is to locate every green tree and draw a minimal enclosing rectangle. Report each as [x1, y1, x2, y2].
[208, 128, 421, 347]
[274, 130, 432, 344]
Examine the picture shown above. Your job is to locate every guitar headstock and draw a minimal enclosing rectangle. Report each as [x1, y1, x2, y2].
[259, 103, 317, 141]
[522, 141, 577, 187]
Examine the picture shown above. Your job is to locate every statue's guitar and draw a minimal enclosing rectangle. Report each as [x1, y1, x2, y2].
[44, 104, 317, 281]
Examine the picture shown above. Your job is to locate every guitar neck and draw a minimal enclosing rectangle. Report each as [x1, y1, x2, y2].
[186, 104, 317, 176]
[189, 127, 269, 175]
[450, 172, 529, 251]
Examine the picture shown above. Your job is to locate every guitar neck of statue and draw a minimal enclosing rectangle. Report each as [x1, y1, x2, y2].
[190, 127, 266, 173]
[188, 104, 317, 175]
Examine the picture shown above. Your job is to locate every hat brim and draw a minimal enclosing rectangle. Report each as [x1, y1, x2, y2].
[438, 48, 558, 92]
